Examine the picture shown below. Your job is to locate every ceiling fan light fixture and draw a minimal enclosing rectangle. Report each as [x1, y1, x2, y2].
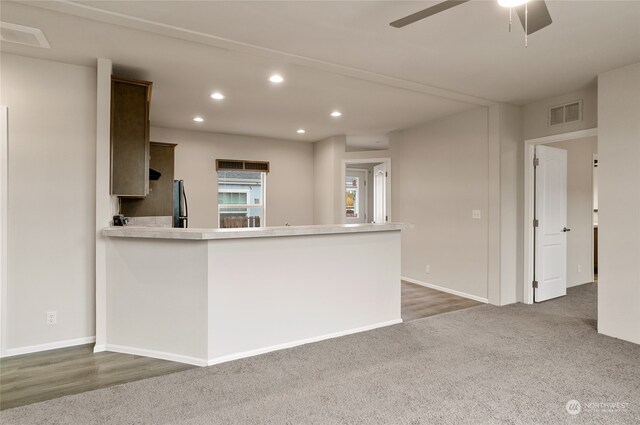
[498, 0, 527, 7]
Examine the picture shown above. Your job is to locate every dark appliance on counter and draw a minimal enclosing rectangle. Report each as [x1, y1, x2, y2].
[173, 180, 188, 228]
[113, 214, 129, 226]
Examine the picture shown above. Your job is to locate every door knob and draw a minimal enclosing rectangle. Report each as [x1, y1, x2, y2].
[562, 227, 571, 232]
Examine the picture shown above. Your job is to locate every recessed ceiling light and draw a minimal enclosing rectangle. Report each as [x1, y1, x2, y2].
[269, 74, 284, 84]
[210, 92, 225, 100]
[193, 116, 204, 122]
[330, 111, 342, 117]
[297, 129, 306, 134]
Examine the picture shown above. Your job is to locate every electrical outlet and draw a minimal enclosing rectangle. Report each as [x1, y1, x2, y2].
[46, 311, 57, 325]
[472, 209, 481, 219]
[577, 264, 582, 273]
[425, 265, 431, 273]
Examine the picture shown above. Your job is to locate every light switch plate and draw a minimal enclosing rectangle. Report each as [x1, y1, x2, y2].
[472, 209, 481, 219]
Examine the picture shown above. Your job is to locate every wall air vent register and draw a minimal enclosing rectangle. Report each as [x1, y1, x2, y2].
[549, 100, 583, 127]
[216, 159, 270, 173]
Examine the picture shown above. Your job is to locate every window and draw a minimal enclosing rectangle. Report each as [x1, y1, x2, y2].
[345, 175, 360, 218]
[218, 170, 265, 228]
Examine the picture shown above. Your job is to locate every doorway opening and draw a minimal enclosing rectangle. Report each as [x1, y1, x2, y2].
[342, 158, 391, 224]
[524, 129, 598, 304]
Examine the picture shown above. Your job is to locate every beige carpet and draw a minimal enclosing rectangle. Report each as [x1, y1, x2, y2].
[2, 283, 639, 424]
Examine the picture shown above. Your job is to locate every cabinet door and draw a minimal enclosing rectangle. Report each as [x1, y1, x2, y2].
[120, 143, 175, 217]
[110, 76, 152, 197]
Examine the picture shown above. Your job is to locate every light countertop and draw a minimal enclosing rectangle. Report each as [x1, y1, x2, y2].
[103, 222, 412, 241]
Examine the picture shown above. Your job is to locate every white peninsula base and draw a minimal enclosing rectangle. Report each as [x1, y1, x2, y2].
[101, 224, 408, 366]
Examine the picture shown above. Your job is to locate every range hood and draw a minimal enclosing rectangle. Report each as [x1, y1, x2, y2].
[149, 168, 161, 181]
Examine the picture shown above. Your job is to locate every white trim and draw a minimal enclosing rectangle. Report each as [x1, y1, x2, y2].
[402, 276, 489, 304]
[525, 128, 597, 146]
[105, 344, 208, 367]
[342, 158, 391, 225]
[0, 106, 7, 358]
[345, 168, 368, 223]
[3, 336, 96, 357]
[93, 344, 107, 353]
[208, 319, 403, 367]
[95, 58, 114, 350]
[217, 173, 266, 228]
[523, 127, 598, 304]
[102, 320, 403, 367]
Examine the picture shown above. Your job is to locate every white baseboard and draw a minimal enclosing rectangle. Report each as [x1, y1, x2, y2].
[402, 276, 488, 304]
[3, 336, 96, 357]
[105, 344, 208, 367]
[207, 318, 403, 367]
[93, 344, 107, 353]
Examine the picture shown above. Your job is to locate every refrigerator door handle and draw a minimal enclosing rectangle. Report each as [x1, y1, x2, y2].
[181, 184, 188, 228]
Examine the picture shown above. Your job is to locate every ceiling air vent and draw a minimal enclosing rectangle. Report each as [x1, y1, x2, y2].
[549, 100, 582, 127]
[216, 159, 270, 173]
[0, 22, 50, 48]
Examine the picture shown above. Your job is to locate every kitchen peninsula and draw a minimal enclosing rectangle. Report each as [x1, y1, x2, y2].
[100, 223, 410, 366]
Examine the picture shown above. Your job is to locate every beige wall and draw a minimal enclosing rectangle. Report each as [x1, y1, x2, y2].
[497, 103, 524, 304]
[597, 63, 640, 345]
[390, 107, 490, 300]
[1, 54, 97, 351]
[150, 127, 315, 229]
[313, 136, 345, 225]
[544, 137, 597, 288]
[523, 84, 597, 140]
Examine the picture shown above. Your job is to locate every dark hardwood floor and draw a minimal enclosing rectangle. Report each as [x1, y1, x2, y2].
[1, 283, 481, 410]
[401, 281, 483, 321]
[0, 344, 194, 410]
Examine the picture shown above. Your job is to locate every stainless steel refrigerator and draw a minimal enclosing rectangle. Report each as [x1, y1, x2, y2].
[173, 180, 188, 228]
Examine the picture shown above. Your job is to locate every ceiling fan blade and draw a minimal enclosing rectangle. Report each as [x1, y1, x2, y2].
[390, 0, 471, 28]
[516, 0, 552, 35]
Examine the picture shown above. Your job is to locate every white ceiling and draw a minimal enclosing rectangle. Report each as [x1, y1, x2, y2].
[2, 0, 639, 144]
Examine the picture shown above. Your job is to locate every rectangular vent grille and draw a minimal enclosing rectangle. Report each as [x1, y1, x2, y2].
[549, 100, 582, 127]
[216, 159, 270, 173]
[0, 22, 50, 48]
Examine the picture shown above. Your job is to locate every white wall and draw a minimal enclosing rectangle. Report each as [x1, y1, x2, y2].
[390, 107, 490, 300]
[1, 53, 97, 352]
[150, 127, 314, 228]
[597, 63, 640, 345]
[523, 84, 597, 140]
[544, 137, 597, 287]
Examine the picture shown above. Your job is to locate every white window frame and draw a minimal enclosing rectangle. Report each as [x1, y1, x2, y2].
[217, 172, 267, 228]
[345, 169, 367, 222]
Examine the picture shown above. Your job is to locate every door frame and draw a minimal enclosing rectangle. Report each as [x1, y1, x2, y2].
[341, 158, 391, 225]
[523, 128, 597, 304]
[345, 168, 368, 223]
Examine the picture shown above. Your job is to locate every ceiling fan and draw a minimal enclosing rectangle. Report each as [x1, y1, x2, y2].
[390, 0, 552, 43]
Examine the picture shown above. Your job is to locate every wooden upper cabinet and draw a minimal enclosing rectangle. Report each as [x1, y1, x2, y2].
[110, 76, 153, 197]
[120, 142, 176, 217]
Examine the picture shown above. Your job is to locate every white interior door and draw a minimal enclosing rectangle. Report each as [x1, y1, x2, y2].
[373, 163, 387, 223]
[345, 169, 367, 223]
[534, 145, 568, 302]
